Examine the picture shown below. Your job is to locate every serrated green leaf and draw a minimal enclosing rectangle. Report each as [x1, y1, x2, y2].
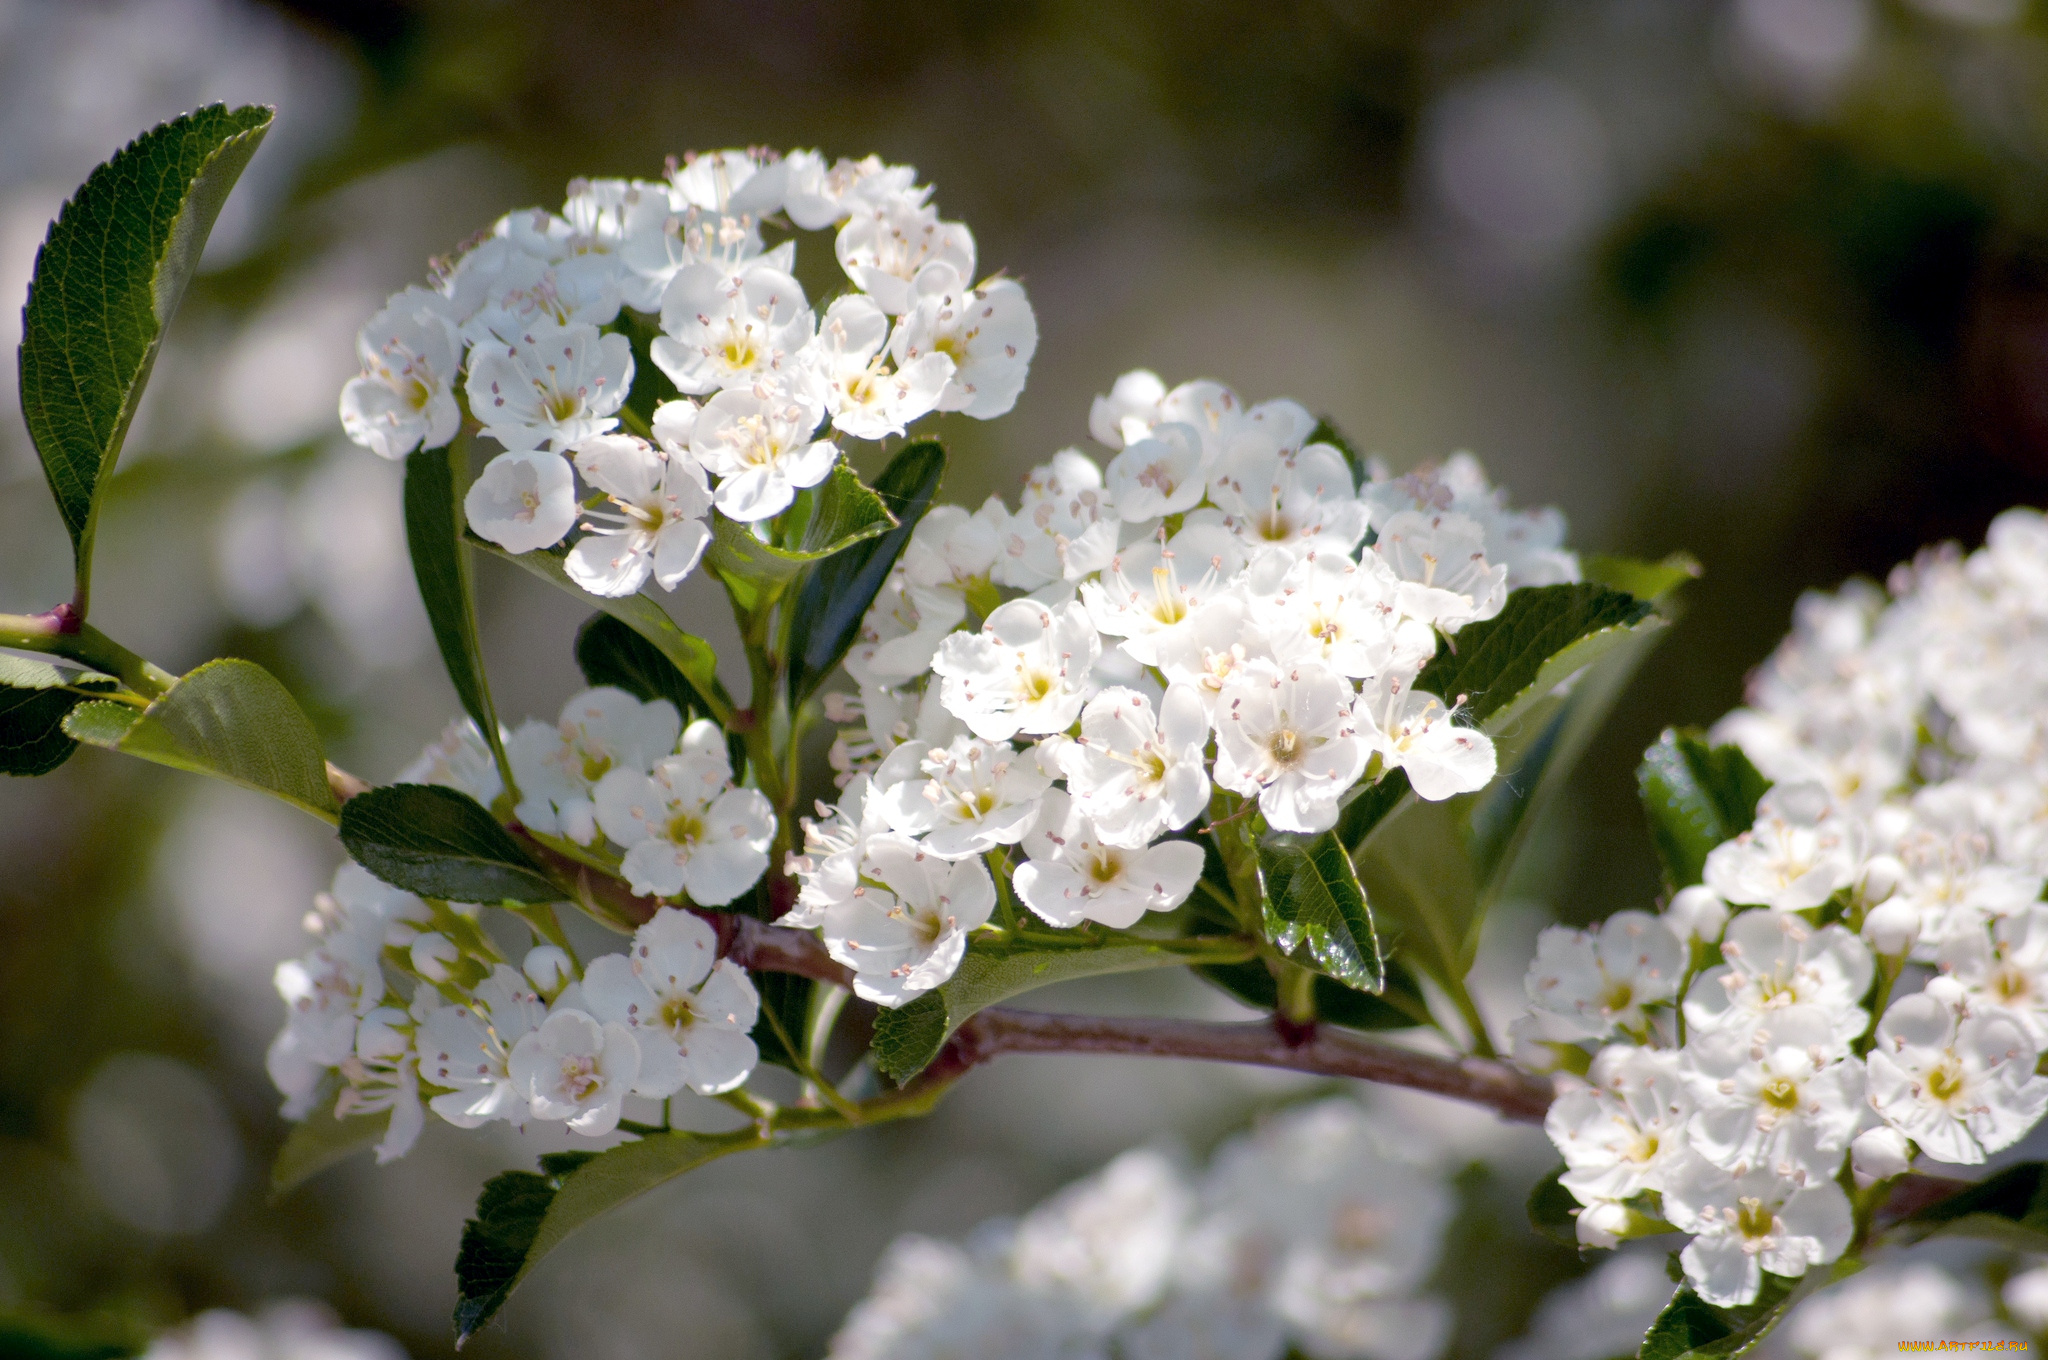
[453, 1132, 759, 1343]
[1886, 1162, 2048, 1252]
[20, 104, 273, 607]
[1257, 830, 1383, 992]
[405, 438, 508, 782]
[704, 461, 896, 610]
[340, 783, 559, 903]
[1638, 1274, 1814, 1360]
[1193, 957, 1429, 1029]
[1350, 585, 1667, 992]
[0, 657, 67, 689]
[873, 935, 1215, 1082]
[784, 441, 945, 707]
[1526, 1164, 1581, 1247]
[1584, 552, 1700, 604]
[60, 658, 336, 820]
[270, 1098, 389, 1198]
[1307, 416, 1366, 491]
[1637, 729, 1772, 890]
[468, 532, 733, 725]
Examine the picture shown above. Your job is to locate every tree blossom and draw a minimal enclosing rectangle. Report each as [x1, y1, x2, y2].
[593, 719, 775, 904]
[1206, 435, 1370, 558]
[1545, 1045, 1691, 1207]
[1682, 911, 1874, 1050]
[339, 287, 461, 459]
[1104, 422, 1211, 521]
[1354, 675, 1497, 802]
[1660, 1157, 1852, 1307]
[989, 450, 1122, 592]
[689, 378, 838, 522]
[1249, 546, 1432, 681]
[889, 277, 1039, 420]
[508, 686, 682, 845]
[1212, 658, 1368, 834]
[507, 1008, 641, 1136]
[466, 321, 633, 453]
[1058, 684, 1210, 848]
[464, 448, 579, 554]
[1701, 783, 1856, 912]
[463, 252, 622, 346]
[396, 717, 504, 808]
[1681, 1006, 1867, 1179]
[652, 259, 813, 395]
[1942, 904, 2048, 1046]
[417, 965, 546, 1128]
[564, 433, 713, 596]
[821, 833, 996, 1005]
[1867, 989, 2048, 1164]
[804, 293, 954, 440]
[1081, 524, 1245, 668]
[1523, 911, 1687, 1041]
[1372, 509, 1507, 632]
[932, 599, 1101, 742]
[834, 195, 973, 313]
[873, 734, 1053, 859]
[1012, 790, 1204, 929]
[583, 907, 761, 1096]
[337, 1007, 425, 1164]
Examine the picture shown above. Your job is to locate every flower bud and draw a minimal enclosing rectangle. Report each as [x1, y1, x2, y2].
[1860, 898, 1920, 957]
[410, 932, 459, 984]
[1665, 885, 1729, 944]
[1575, 1199, 1633, 1249]
[1850, 1125, 1912, 1189]
[1923, 974, 1968, 1010]
[1857, 854, 1904, 906]
[524, 944, 573, 995]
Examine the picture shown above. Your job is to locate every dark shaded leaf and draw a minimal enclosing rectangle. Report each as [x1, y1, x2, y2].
[1526, 1165, 1581, 1248]
[405, 439, 508, 778]
[0, 1311, 147, 1360]
[20, 104, 272, 604]
[1414, 584, 1654, 725]
[0, 660, 112, 776]
[750, 970, 815, 1071]
[1257, 830, 1382, 992]
[575, 611, 743, 781]
[453, 1134, 757, 1343]
[1638, 729, 1771, 889]
[340, 784, 559, 903]
[61, 658, 336, 820]
[784, 440, 945, 706]
[1638, 1274, 1811, 1360]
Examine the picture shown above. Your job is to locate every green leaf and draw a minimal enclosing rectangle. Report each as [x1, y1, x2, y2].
[703, 461, 896, 611]
[1886, 1162, 2048, 1251]
[20, 104, 273, 606]
[339, 784, 559, 904]
[405, 439, 509, 781]
[1638, 1274, 1815, 1360]
[1257, 830, 1383, 992]
[784, 441, 946, 707]
[1307, 416, 1367, 491]
[1350, 585, 1668, 992]
[453, 1133, 759, 1343]
[1193, 957, 1428, 1029]
[1637, 729, 1771, 890]
[1526, 1164, 1581, 1247]
[270, 1098, 389, 1198]
[0, 1311, 148, 1360]
[468, 532, 733, 724]
[1584, 552, 1700, 604]
[750, 970, 816, 1072]
[872, 934, 1212, 1082]
[0, 663, 113, 776]
[60, 658, 337, 820]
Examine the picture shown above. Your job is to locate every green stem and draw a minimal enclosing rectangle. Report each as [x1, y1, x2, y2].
[1445, 974, 1498, 1058]
[1275, 961, 1318, 1024]
[0, 617, 175, 699]
[758, 1001, 863, 1122]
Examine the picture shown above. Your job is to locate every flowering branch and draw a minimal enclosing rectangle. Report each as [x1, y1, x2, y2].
[945, 1007, 1558, 1123]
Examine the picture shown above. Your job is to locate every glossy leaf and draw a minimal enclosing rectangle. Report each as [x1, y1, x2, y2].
[704, 461, 895, 610]
[1350, 585, 1668, 992]
[270, 1098, 389, 1198]
[453, 1136, 758, 1342]
[340, 783, 559, 904]
[784, 440, 945, 707]
[873, 935, 1216, 1082]
[405, 439, 508, 778]
[20, 104, 272, 605]
[0, 659, 112, 776]
[1257, 830, 1383, 993]
[60, 658, 337, 820]
[468, 532, 733, 725]
[1638, 728, 1772, 890]
[1638, 1274, 1814, 1360]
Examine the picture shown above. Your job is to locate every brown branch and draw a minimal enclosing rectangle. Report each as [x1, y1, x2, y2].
[949, 1007, 1558, 1123]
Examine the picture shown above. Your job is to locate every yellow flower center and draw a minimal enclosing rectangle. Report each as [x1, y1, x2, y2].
[1759, 1076, 1801, 1112]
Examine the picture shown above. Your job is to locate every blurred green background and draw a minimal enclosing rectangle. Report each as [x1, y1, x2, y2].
[4, 0, 2047, 1356]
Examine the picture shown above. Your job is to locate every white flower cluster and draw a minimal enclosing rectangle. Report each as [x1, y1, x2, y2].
[1518, 508, 2048, 1308]
[791, 372, 1577, 1005]
[339, 149, 1036, 597]
[141, 1301, 407, 1360]
[266, 699, 773, 1150]
[829, 1100, 1455, 1360]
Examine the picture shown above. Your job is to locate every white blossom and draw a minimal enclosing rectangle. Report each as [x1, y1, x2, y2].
[1545, 1044, 1692, 1205]
[805, 293, 955, 440]
[1058, 684, 1211, 849]
[890, 277, 1038, 420]
[593, 718, 775, 904]
[583, 907, 760, 1096]
[1081, 525, 1246, 669]
[337, 1007, 425, 1164]
[339, 287, 461, 459]
[821, 833, 996, 1005]
[1212, 659, 1368, 834]
[783, 150, 921, 231]
[1680, 1005, 1867, 1178]
[932, 599, 1102, 742]
[508, 686, 682, 845]
[835, 195, 973, 313]
[1867, 989, 2048, 1164]
[1372, 509, 1507, 632]
[507, 1007, 641, 1136]
[1207, 434, 1369, 558]
[989, 450, 1122, 591]
[564, 433, 714, 596]
[689, 378, 838, 522]
[1682, 910, 1874, 1050]
[1660, 1156, 1852, 1307]
[1354, 675, 1496, 802]
[466, 321, 633, 453]
[1701, 783, 1856, 912]
[1013, 790, 1205, 929]
[874, 734, 1053, 859]
[417, 964, 546, 1128]
[463, 448, 578, 554]
[396, 717, 504, 808]
[1104, 422, 1211, 521]
[1523, 911, 1686, 1041]
[652, 259, 813, 395]
[1942, 903, 2048, 1046]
